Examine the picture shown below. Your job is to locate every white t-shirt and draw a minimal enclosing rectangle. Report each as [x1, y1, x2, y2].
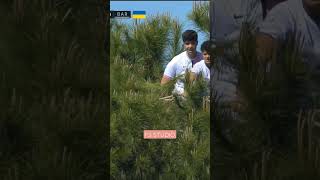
[191, 60, 211, 95]
[163, 51, 203, 94]
[191, 60, 211, 82]
[258, 0, 320, 74]
[213, 0, 263, 43]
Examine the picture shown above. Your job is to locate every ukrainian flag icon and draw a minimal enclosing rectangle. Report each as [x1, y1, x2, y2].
[132, 11, 146, 19]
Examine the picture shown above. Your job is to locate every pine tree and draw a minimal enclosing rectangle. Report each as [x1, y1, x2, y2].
[110, 10, 210, 179]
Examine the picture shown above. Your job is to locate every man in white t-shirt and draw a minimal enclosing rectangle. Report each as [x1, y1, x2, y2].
[190, 40, 215, 96]
[161, 30, 203, 95]
[257, 0, 320, 73]
[255, 0, 320, 146]
[257, 0, 320, 106]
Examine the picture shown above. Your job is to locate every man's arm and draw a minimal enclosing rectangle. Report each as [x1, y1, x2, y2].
[161, 75, 172, 85]
[256, 1, 292, 62]
[161, 58, 176, 85]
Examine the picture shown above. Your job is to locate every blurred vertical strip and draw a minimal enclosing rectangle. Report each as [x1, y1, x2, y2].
[103, 0, 110, 179]
[209, 0, 214, 179]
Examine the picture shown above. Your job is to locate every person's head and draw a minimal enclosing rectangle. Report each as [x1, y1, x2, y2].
[182, 30, 198, 58]
[200, 40, 215, 67]
[303, 0, 320, 17]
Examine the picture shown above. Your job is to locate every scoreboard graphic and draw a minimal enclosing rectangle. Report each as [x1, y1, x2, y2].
[110, 10, 146, 19]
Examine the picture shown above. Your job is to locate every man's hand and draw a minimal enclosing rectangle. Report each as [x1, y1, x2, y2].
[256, 33, 278, 63]
[189, 72, 197, 84]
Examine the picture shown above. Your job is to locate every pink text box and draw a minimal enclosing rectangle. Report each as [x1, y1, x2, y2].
[144, 130, 176, 139]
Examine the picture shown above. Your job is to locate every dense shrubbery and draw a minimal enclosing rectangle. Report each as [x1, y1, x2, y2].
[0, 1, 107, 179]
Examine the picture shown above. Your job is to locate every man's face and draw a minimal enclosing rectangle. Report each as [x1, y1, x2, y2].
[304, 0, 320, 16]
[202, 50, 212, 67]
[184, 40, 197, 57]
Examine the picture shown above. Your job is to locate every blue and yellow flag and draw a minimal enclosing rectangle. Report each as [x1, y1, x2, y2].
[132, 11, 146, 19]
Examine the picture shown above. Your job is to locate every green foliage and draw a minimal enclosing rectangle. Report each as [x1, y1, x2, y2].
[111, 15, 185, 81]
[211, 19, 320, 179]
[110, 58, 210, 179]
[0, 1, 106, 179]
[188, 2, 210, 36]
[168, 20, 184, 61]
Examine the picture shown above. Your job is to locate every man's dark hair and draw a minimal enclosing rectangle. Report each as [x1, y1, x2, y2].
[200, 40, 212, 52]
[182, 30, 198, 42]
